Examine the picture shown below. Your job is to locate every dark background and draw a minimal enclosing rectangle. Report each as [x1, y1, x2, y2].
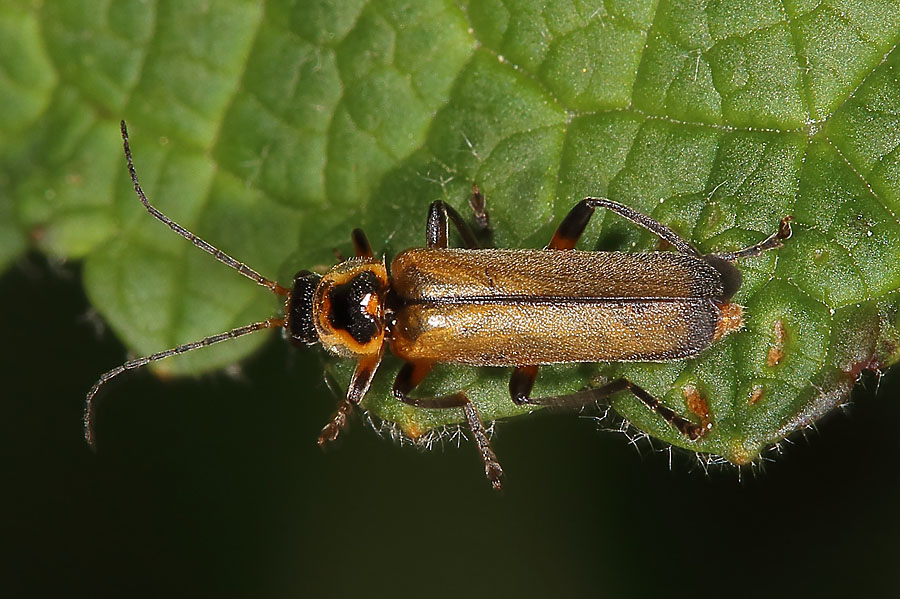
[3, 253, 897, 598]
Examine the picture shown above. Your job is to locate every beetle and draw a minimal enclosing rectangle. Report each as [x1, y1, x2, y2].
[85, 121, 792, 490]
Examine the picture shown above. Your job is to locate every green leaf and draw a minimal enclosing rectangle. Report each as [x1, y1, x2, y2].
[5, 0, 900, 465]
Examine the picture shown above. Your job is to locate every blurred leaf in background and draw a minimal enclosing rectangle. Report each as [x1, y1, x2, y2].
[3, 0, 900, 466]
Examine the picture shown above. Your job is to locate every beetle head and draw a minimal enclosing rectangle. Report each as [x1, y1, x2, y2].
[287, 270, 323, 346]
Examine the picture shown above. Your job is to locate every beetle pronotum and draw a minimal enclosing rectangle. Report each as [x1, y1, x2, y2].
[85, 121, 792, 489]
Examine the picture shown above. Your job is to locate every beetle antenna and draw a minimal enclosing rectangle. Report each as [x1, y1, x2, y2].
[119, 121, 290, 296]
[84, 317, 286, 447]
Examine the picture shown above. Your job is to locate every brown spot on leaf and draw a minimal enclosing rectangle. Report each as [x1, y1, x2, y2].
[683, 384, 712, 432]
[766, 319, 786, 367]
[846, 356, 883, 379]
[749, 385, 764, 405]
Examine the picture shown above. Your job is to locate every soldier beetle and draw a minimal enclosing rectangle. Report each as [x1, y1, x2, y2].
[85, 121, 792, 489]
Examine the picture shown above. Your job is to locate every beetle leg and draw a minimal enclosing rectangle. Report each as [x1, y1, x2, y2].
[468, 183, 493, 246]
[511, 377, 707, 440]
[603, 379, 708, 440]
[393, 360, 504, 490]
[509, 365, 539, 404]
[712, 216, 793, 262]
[551, 198, 702, 256]
[461, 402, 503, 491]
[468, 183, 490, 230]
[318, 349, 384, 446]
[426, 200, 482, 249]
[351, 228, 374, 258]
[549, 200, 594, 250]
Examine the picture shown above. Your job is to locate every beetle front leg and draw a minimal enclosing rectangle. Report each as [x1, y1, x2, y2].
[318, 350, 384, 446]
[351, 228, 374, 258]
[333, 229, 373, 262]
[393, 360, 503, 490]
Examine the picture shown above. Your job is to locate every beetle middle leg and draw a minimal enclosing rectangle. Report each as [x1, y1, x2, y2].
[426, 188, 492, 249]
[467, 183, 493, 246]
[393, 360, 504, 490]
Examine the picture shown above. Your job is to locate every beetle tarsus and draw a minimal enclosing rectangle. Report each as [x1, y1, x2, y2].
[463, 402, 503, 491]
[714, 215, 794, 262]
[468, 183, 491, 232]
[318, 399, 354, 446]
[614, 379, 708, 440]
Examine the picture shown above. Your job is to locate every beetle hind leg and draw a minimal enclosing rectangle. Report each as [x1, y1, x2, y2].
[510, 364, 607, 412]
[393, 360, 503, 490]
[713, 216, 793, 262]
[552, 198, 701, 255]
[510, 372, 707, 441]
